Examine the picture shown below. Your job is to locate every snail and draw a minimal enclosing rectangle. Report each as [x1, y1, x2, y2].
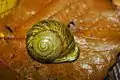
[26, 20, 80, 63]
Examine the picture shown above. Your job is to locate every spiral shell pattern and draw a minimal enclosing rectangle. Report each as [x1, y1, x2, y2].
[26, 20, 79, 63]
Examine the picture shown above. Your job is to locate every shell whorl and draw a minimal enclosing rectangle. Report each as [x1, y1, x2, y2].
[26, 20, 79, 63]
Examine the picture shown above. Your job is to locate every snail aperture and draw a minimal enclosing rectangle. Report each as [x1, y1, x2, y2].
[26, 20, 80, 63]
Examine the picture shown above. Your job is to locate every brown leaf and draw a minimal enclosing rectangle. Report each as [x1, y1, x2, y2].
[0, 0, 120, 80]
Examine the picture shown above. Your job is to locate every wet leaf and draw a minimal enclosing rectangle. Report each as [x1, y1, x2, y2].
[0, 0, 120, 80]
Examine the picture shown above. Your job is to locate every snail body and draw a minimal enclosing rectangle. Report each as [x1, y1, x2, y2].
[26, 20, 79, 63]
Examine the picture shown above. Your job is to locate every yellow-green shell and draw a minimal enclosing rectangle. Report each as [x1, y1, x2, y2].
[26, 20, 79, 63]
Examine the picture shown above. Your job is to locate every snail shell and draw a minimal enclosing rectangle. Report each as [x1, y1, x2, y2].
[26, 20, 80, 63]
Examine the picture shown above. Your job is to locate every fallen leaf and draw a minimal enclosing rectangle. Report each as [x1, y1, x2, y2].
[0, 0, 120, 80]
